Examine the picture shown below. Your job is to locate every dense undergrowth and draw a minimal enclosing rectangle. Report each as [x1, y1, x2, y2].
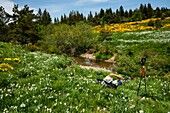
[0, 38, 169, 112]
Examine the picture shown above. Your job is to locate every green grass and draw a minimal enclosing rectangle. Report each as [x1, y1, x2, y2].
[0, 36, 170, 113]
[96, 30, 170, 77]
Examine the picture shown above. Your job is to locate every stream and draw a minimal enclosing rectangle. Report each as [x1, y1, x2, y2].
[74, 57, 117, 72]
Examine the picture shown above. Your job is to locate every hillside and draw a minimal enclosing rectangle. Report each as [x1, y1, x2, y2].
[93, 17, 170, 33]
[0, 40, 169, 112]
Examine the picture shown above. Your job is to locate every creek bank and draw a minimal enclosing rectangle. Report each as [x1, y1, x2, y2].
[74, 52, 118, 72]
[79, 53, 117, 63]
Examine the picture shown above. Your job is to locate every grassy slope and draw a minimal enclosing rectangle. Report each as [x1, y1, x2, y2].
[0, 41, 169, 113]
[95, 29, 170, 78]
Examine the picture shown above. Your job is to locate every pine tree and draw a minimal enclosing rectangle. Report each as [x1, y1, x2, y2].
[54, 17, 59, 24]
[124, 10, 129, 18]
[63, 14, 67, 24]
[0, 6, 11, 42]
[116, 9, 119, 16]
[143, 4, 148, 19]
[129, 9, 133, 18]
[139, 4, 144, 13]
[139, 4, 145, 19]
[9, 5, 41, 44]
[36, 8, 42, 24]
[147, 3, 153, 18]
[87, 11, 93, 22]
[119, 6, 124, 16]
[106, 8, 112, 15]
[99, 8, 105, 18]
[41, 9, 52, 25]
[155, 7, 161, 18]
[60, 15, 64, 24]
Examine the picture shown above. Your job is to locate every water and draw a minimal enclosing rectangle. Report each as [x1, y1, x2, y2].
[74, 57, 115, 71]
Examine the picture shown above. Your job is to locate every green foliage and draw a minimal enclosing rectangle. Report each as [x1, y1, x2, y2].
[155, 19, 162, 29]
[148, 20, 154, 26]
[38, 22, 97, 56]
[95, 51, 113, 61]
[94, 30, 170, 78]
[0, 72, 10, 87]
[7, 5, 41, 44]
[38, 9, 52, 25]
[24, 44, 42, 52]
[98, 30, 112, 42]
[0, 42, 169, 113]
[0, 5, 51, 45]
[147, 17, 166, 30]
[131, 10, 142, 21]
[0, 6, 10, 42]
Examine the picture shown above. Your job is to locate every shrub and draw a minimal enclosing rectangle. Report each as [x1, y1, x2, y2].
[0, 63, 13, 71]
[148, 20, 155, 27]
[24, 44, 42, 52]
[155, 19, 162, 29]
[38, 22, 97, 56]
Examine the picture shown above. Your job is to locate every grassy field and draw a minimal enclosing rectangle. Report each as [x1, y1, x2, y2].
[0, 29, 170, 113]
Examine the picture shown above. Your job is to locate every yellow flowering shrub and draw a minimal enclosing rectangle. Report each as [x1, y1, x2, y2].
[162, 24, 170, 29]
[0, 63, 14, 71]
[93, 17, 169, 33]
[4, 58, 12, 61]
[13, 58, 21, 62]
[4, 58, 21, 62]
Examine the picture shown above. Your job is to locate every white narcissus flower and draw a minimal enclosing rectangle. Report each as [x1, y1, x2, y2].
[20, 103, 26, 108]
[139, 110, 144, 113]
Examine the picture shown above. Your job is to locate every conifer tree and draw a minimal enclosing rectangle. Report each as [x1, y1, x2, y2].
[119, 6, 124, 16]
[124, 10, 129, 17]
[139, 4, 145, 19]
[87, 11, 93, 22]
[143, 4, 148, 19]
[129, 9, 133, 19]
[36, 8, 42, 24]
[8, 5, 41, 44]
[106, 8, 112, 15]
[0, 6, 11, 42]
[155, 7, 161, 18]
[54, 17, 59, 25]
[99, 8, 105, 18]
[147, 3, 153, 18]
[41, 9, 52, 25]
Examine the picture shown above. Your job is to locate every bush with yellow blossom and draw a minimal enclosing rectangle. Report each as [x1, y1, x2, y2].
[93, 17, 170, 33]
[0, 63, 14, 71]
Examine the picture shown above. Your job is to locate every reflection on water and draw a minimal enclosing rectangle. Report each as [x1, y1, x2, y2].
[74, 57, 115, 71]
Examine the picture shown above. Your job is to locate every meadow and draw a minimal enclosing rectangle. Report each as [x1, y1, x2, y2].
[0, 29, 170, 113]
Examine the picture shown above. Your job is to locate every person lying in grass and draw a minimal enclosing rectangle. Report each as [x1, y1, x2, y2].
[96, 73, 124, 89]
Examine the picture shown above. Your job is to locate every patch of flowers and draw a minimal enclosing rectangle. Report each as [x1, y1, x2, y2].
[93, 17, 170, 33]
[117, 38, 170, 43]
[0, 63, 13, 71]
[4, 57, 21, 62]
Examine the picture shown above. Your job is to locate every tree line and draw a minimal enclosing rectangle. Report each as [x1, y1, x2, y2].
[57, 3, 170, 25]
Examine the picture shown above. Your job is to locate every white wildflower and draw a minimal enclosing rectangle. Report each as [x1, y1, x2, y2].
[139, 110, 144, 113]
[34, 100, 37, 103]
[130, 104, 135, 109]
[20, 103, 26, 108]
